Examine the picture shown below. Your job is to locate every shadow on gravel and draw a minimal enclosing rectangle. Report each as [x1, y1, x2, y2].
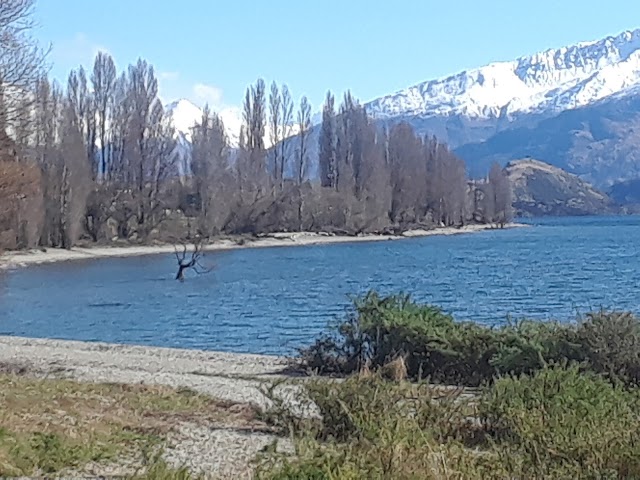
[0, 362, 30, 375]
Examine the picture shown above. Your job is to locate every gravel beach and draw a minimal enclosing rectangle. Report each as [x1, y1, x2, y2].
[0, 335, 291, 406]
[0, 335, 299, 478]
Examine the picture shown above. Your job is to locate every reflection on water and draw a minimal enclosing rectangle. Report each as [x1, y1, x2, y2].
[1, 216, 640, 355]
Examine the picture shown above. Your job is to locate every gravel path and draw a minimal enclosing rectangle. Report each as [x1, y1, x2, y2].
[164, 424, 294, 479]
[0, 336, 300, 478]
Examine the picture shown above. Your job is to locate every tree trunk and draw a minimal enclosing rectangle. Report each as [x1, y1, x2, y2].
[175, 265, 187, 281]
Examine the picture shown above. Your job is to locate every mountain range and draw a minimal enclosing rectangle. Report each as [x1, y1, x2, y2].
[166, 28, 640, 188]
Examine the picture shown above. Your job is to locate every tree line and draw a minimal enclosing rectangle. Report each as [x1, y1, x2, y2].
[0, 0, 512, 251]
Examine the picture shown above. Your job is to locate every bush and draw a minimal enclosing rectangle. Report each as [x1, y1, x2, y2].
[299, 292, 580, 385]
[269, 295, 640, 478]
[304, 375, 472, 443]
[299, 292, 640, 387]
[299, 292, 485, 381]
[480, 365, 640, 478]
[257, 367, 640, 479]
[256, 374, 498, 480]
[576, 310, 640, 385]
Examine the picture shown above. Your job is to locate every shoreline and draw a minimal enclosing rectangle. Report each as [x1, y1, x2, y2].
[0, 223, 526, 270]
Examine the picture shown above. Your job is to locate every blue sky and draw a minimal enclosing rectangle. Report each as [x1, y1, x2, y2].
[34, 0, 640, 113]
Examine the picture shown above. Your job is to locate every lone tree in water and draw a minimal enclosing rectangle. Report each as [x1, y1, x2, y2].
[173, 241, 212, 281]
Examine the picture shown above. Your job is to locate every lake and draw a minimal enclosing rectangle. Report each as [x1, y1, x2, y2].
[1, 216, 639, 356]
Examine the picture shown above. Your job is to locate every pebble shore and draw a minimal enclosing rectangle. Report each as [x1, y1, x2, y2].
[0, 336, 298, 478]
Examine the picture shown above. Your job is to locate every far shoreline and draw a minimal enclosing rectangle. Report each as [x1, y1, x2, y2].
[0, 223, 527, 270]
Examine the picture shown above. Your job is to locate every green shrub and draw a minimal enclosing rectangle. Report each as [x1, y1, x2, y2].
[275, 294, 640, 479]
[481, 365, 640, 478]
[256, 375, 498, 480]
[576, 310, 640, 385]
[299, 292, 583, 386]
[300, 292, 640, 387]
[304, 375, 472, 443]
[258, 368, 640, 479]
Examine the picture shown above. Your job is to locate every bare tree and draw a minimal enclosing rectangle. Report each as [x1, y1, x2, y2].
[228, 78, 275, 233]
[0, 0, 49, 151]
[0, 157, 42, 250]
[337, 91, 368, 196]
[388, 122, 425, 224]
[84, 68, 131, 243]
[173, 240, 212, 281]
[279, 84, 293, 189]
[244, 78, 266, 162]
[34, 78, 91, 249]
[440, 149, 467, 226]
[91, 52, 117, 182]
[295, 95, 312, 230]
[487, 162, 512, 227]
[318, 91, 336, 188]
[191, 105, 231, 236]
[110, 72, 133, 185]
[3, 53, 494, 249]
[125, 59, 177, 237]
[296, 95, 311, 185]
[358, 115, 391, 232]
[55, 102, 92, 247]
[67, 67, 97, 179]
[268, 81, 281, 183]
[239, 78, 267, 196]
[35, 77, 63, 246]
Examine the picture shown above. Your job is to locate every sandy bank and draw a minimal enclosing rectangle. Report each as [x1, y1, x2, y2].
[0, 223, 526, 270]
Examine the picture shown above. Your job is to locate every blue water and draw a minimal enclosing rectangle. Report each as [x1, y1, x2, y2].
[1, 216, 640, 355]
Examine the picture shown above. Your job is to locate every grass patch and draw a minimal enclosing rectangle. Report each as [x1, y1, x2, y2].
[0, 373, 256, 477]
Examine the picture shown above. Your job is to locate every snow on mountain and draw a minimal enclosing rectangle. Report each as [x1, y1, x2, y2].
[164, 27, 640, 183]
[165, 99, 202, 141]
[165, 99, 299, 149]
[366, 28, 640, 120]
[165, 99, 243, 147]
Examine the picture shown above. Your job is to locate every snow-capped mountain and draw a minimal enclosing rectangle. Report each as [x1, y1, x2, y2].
[167, 28, 640, 145]
[164, 28, 640, 187]
[165, 99, 300, 148]
[165, 99, 243, 147]
[366, 28, 640, 122]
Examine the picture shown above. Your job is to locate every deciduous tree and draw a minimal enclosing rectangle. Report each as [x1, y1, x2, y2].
[0, 0, 49, 152]
[318, 91, 337, 189]
[191, 105, 231, 236]
[91, 52, 117, 182]
[487, 162, 512, 227]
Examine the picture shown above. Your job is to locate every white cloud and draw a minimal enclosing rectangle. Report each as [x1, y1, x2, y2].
[193, 83, 224, 108]
[157, 77, 229, 112]
[159, 71, 180, 81]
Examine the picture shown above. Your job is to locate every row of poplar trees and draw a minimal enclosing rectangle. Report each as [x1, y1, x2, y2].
[0, 0, 511, 251]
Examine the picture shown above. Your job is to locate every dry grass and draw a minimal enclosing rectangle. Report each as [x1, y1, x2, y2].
[0, 371, 260, 477]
